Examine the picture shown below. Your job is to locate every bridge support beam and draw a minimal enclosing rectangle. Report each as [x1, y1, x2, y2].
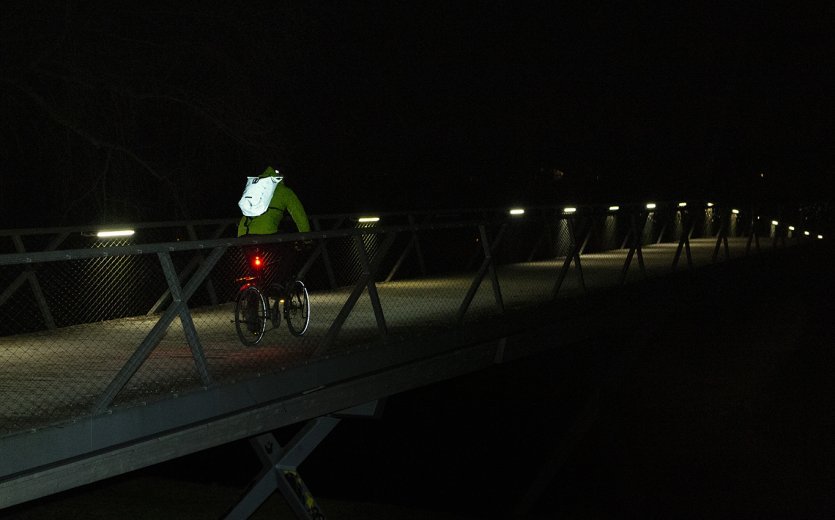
[225, 401, 383, 520]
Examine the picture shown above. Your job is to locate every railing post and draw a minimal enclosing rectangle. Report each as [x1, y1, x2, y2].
[745, 212, 761, 256]
[92, 246, 225, 413]
[712, 208, 731, 262]
[456, 224, 506, 325]
[620, 211, 647, 284]
[385, 214, 427, 282]
[552, 215, 587, 299]
[9, 235, 56, 330]
[158, 251, 212, 386]
[302, 217, 341, 289]
[671, 208, 694, 271]
[146, 223, 228, 315]
[317, 231, 396, 354]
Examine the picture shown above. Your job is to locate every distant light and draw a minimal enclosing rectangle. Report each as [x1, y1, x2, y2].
[818, 235, 824, 240]
[804, 231, 810, 236]
[788, 226, 795, 231]
[678, 202, 687, 208]
[731, 209, 740, 214]
[96, 229, 135, 238]
[645, 203, 656, 210]
[771, 220, 779, 226]
[707, 202, 714, 207]
[608, 205, 620, 212]
[357, 216, 380, 223]
[509, 208, 525, 216]
[563, 207, 577, 214]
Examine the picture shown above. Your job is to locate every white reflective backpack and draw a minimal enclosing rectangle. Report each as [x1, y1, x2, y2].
[238, 176, 282, 217]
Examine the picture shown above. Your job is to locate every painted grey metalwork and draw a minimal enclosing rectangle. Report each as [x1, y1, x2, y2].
[0, 201, 823, 513]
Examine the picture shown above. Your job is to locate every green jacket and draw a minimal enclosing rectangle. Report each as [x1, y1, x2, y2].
[237, 168, 311, 236]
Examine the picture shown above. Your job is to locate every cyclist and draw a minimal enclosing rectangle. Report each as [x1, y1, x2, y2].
[237, 166, 311, 321]
[237, 166, 310, 237]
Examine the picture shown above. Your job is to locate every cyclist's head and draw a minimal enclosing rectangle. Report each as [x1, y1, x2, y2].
[260, 166, 279, 178]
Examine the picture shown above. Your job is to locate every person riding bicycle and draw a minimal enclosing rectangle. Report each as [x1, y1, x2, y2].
[237, 166, 310, 237]
[237, 166, 311, 293]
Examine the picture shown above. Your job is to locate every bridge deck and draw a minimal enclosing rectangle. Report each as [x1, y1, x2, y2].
[1, 238, 752, 434]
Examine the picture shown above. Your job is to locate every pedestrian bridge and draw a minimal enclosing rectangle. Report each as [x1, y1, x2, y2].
[0, 201, 822, 516]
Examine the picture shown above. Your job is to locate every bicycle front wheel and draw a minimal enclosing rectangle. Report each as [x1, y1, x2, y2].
[235, 286, 268, 346]
[284, 280, 310, 337]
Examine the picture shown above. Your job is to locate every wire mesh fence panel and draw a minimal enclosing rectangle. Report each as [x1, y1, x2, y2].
[0, 250, 171, 426]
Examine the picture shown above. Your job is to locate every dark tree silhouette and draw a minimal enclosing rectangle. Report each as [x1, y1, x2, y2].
[1, 3, 303, 226]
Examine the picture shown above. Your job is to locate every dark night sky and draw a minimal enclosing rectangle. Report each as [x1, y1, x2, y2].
[2, 2, 834, 228]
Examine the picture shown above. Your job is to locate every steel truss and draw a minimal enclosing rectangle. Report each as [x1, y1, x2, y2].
[225, 401, 383, 520]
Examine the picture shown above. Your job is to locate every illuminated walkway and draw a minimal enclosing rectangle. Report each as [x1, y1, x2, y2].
[0, 204, 814, 515]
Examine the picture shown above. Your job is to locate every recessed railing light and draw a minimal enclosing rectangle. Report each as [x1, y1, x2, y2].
[804, 230, 810, 236]
[509, 208, 525, 216]
[563, 207, 577, 214]
[818, 235, 824, 240]
[678, 202, 687, 208]
[706, 202, 714, 207]
[608, 205, 620, 212]
[771, 220, 779, 226]
[96, 229, 135, 238]
[788, 226, 795, 231]
[645, 203, 656, 210]
[357, 216, 380, 223]
[731, 209, 740, 214]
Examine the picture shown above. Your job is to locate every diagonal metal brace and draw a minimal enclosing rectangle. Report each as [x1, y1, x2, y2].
[457, 224, 506, 324]
[317, 231, 396, 354]
[619, 212, 648, 284]
[92, 246, 226, 413]
[671, 210, 694, 271]
[225, 416, 341, 520]
[552, 216, 587, 299]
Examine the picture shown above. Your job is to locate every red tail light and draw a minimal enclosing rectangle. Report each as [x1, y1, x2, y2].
[252, 256, 263, 269]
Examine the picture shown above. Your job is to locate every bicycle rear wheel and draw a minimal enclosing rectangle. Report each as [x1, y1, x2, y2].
[235, 286, 268, 346]
[284, 280, 310, 336]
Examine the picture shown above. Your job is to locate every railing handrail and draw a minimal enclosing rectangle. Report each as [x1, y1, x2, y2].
[0, 199, 745, 238]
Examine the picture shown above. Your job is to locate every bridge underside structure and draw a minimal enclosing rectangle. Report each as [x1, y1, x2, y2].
[0, 201, 821, 514]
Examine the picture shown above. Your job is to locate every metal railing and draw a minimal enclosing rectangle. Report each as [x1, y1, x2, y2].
[0, 201, 821, 437]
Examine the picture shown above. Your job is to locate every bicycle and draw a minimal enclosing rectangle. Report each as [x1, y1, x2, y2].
[234, 249, 311, 346]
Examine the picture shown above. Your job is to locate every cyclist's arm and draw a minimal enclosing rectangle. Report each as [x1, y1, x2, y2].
[284, 187, 311, 233]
